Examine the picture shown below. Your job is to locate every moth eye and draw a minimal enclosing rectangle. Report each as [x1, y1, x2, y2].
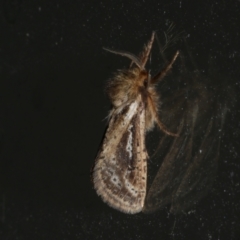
[143, 78, 148, 88]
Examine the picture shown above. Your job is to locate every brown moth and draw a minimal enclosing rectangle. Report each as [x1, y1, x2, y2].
[92, 32, 179, 214]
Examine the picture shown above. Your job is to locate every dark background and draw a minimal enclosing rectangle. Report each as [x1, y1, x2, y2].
[0, 0, 240, 239]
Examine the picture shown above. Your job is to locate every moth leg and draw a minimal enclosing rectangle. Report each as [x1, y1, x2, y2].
[151, 51, 179, 84]
[150, 117, 184, 159]
[148, 94, 179, 137]
[155, 114, 179, 137]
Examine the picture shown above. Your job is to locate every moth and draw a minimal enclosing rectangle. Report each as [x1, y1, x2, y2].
[92, 32, 179, 214]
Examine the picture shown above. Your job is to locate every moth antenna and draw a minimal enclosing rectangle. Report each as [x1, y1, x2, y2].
[162, 22, 175, 52]
[139, 31, 156, 67]
[162, 23, 184, 52]
[103, 47, 144, 70]
[155, 33, 168, 63]
[151, 51, 179, 84]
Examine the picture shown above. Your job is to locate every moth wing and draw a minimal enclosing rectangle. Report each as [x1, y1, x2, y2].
[143, 118, 191, 213]
[143, 99, 227, 214]
[170, 105, 228, 213]
[93, 99, 148, 214]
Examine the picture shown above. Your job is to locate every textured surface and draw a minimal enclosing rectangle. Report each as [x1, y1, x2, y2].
[93, 99, 148, 213]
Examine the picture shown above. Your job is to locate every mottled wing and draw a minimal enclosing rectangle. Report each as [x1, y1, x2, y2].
[93, 98, 148, 214]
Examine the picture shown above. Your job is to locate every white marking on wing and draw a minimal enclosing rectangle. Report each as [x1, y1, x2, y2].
[126, 124, 133, 159]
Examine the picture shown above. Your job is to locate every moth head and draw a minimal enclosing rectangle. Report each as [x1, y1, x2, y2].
[135, 68, 151, 90]
[103, 32, 155, 91]
[104, 33, 179, 135]
[103, 48, 152, 90]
